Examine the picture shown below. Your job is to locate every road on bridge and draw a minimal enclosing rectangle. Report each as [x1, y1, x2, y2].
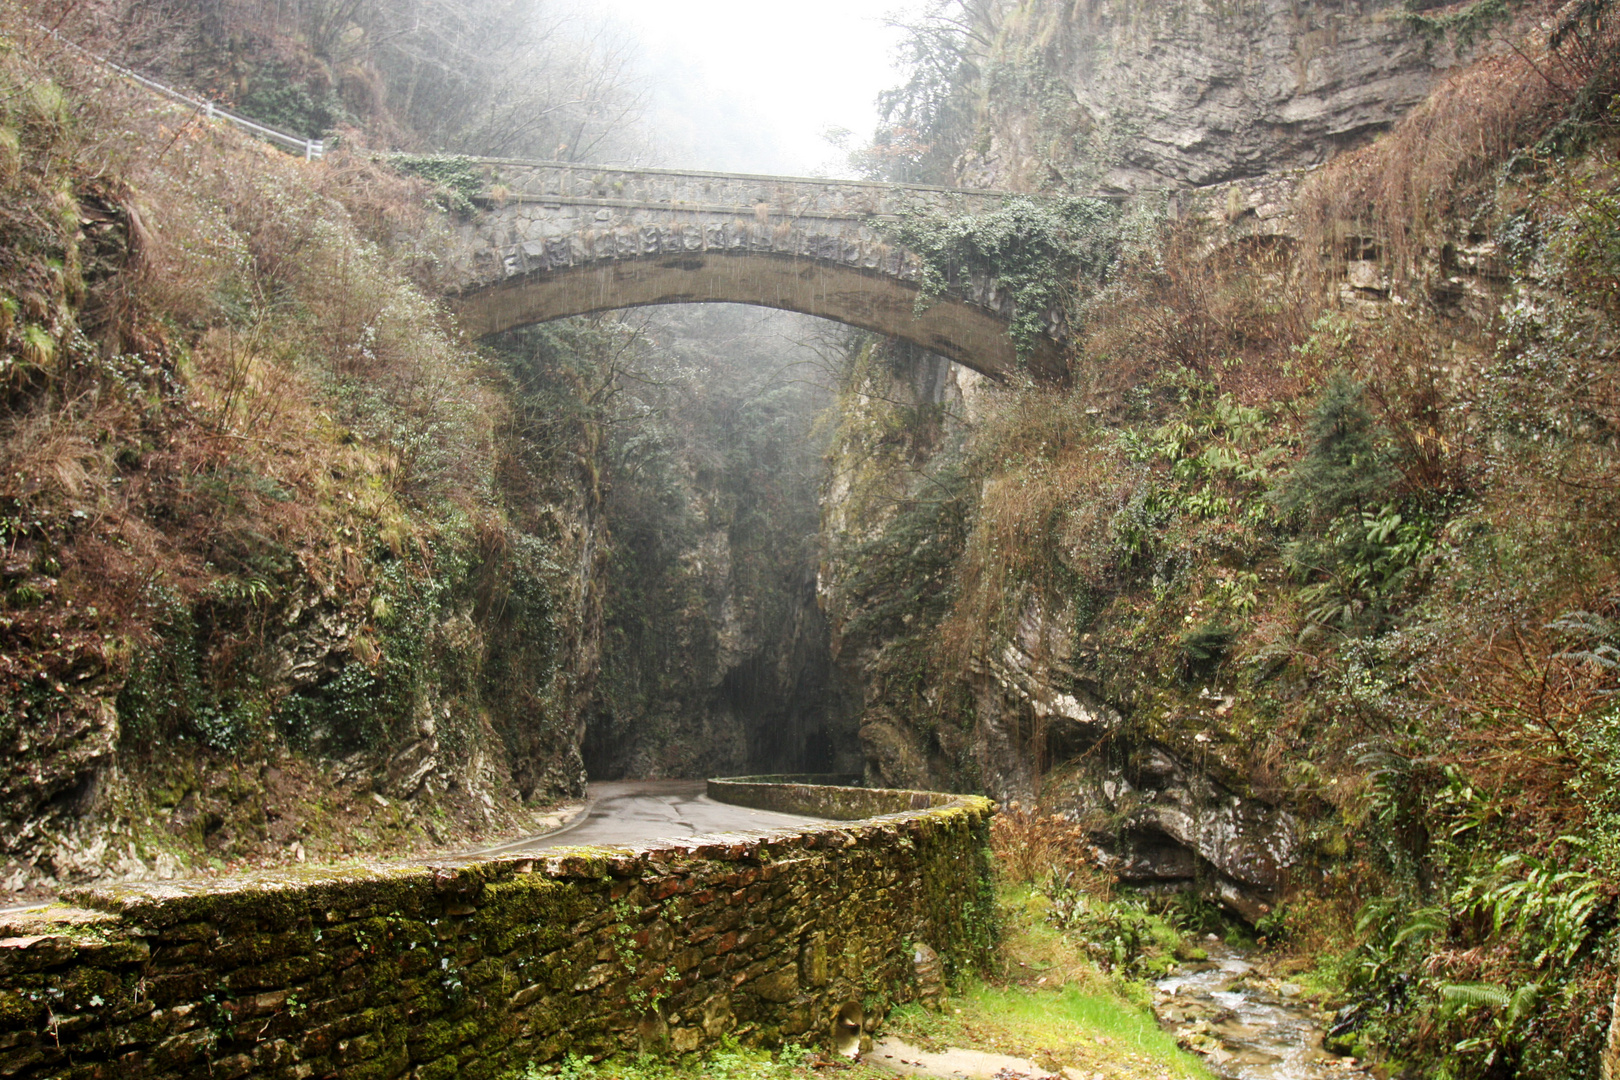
[466, 779, 828, 855]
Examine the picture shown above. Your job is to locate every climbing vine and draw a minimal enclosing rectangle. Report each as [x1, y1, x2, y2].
[385, 154, 485, 215]
[887, 196, 1121, 361]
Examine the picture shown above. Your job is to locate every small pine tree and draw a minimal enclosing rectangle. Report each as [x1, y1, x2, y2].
[1274, 371, 1399, 525]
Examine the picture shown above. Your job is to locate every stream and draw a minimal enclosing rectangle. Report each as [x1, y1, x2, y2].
[1153, 941, 1370, 1080]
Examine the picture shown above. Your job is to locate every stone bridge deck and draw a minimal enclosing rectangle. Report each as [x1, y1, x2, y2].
[442, 160, 1068, 381]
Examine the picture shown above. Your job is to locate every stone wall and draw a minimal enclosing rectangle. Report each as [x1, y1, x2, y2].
[0, 792, 995, 1079]
[707, 776, 954, 820]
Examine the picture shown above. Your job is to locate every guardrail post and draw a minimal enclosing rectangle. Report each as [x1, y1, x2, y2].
[205, 101, 214, 120]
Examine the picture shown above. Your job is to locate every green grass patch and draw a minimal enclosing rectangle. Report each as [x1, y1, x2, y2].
[509, 1044, 889, 1080]
[884, 982, 1210, 1080]
[872, 880, 1213, 1078]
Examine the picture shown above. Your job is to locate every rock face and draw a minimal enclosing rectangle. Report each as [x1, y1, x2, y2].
[1048, 750, 1299, 923]
[812, 0, 1433, 921]
[583, 307, 862, 781]
[818, 328, 1301, 921]
[958, 0, 1459, 192]
[973, 598, 1298, 920]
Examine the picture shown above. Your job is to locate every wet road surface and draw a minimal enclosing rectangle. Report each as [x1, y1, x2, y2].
[467, 779, 829, 855]
[0, 780, 828, 916]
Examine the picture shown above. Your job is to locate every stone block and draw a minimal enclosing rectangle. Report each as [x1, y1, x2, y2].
[0, 936, 78, 974]
[209, 1052, 255, 1079]
[750, 967, 798, 1003]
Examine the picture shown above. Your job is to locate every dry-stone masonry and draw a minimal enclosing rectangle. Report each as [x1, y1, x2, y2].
[440, 161, 1070, 382]
[0, 783, 994, 1079]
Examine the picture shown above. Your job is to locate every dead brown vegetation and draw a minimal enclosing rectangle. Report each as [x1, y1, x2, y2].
[991, 800, 1114, 895]
[0, 2, 501, 718]
[1299, 0, 1620, 295]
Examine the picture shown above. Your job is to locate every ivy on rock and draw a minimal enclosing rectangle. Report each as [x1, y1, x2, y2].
[887, 195, 1121, 363]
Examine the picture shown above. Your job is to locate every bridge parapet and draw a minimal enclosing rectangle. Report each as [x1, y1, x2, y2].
[474, 159, 1011, 224]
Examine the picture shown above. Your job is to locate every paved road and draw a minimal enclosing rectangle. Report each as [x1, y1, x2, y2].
[0, 781, 826, 916]
[469, 779, 828, 856]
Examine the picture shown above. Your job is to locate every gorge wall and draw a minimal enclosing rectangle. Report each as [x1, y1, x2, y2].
[821, 1, 1620, 1073]
[956, 0, 1461, 193]
[819, 0, 1496, 922]
[0, 80, 612, 898]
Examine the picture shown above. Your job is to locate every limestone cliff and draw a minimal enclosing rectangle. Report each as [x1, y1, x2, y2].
[957, 0, 1460, 193]
[0, 30, 608, 897]
[823, 0, 1476, 920]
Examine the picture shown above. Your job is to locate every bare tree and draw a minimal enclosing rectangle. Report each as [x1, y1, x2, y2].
[53, 0, 650, 161]
[356, 0, 647, 160]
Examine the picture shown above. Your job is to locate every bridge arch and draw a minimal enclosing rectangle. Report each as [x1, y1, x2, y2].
[441, 161, 1067, 382]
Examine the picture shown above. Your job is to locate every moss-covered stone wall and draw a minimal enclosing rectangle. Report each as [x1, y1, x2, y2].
[0, 792, 995, 1078]
[706, 776, 955, 820]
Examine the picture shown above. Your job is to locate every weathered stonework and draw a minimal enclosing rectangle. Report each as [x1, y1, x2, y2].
[706, 776, 951, 820]
[0, 786, 994, 1078]
[441, 161, 1070, 382]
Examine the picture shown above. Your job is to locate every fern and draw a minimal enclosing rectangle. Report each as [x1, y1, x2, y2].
[1504, 982, 1540, 1029]
[1548, 608, 1620, 684]
[1439, 981, 1511, 1013]
[1392, 907, 1447, 947]
[1460, 849, 1603, 968]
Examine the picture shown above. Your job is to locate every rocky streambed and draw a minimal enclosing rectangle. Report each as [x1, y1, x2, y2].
[1153, 942, 1370, 1080]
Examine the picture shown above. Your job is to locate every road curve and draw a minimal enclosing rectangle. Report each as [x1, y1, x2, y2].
[466, 779, 828, 856]
[0, 780, 828, 917]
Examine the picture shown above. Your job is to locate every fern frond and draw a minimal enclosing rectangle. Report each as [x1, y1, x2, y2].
[1439, 981, 1511, 1013]
[1392, 907, 1447, 947]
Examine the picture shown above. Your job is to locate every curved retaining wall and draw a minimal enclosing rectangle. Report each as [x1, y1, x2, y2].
[0, 787, 994, 1079]
[707, 775, 958, 820]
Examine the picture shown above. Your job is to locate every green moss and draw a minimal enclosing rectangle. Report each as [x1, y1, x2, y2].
[0, 989, 41, 1028]
[385, 154, 485, 215]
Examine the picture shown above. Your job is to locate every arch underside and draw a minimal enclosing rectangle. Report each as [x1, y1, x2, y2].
[450, 251, 1065, 383]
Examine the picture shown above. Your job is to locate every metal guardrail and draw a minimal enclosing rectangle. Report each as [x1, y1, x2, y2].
[40, 26, 324, 161]
[112, 63, 325, 160]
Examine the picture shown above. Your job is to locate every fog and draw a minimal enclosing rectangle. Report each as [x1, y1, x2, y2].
[580, 0, 917, 176]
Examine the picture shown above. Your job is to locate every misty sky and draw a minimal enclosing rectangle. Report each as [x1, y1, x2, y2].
[583, 0, 913, 177]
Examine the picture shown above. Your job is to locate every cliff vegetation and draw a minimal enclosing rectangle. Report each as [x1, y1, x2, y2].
[823, 1, 1620, 1076]
[0, 4, 623, 895]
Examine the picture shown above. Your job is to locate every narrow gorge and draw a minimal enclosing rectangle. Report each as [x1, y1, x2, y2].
[2, 1, 1618, 1078]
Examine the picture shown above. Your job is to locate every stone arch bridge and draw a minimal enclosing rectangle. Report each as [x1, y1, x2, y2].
[441, 160, 1069, 382]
